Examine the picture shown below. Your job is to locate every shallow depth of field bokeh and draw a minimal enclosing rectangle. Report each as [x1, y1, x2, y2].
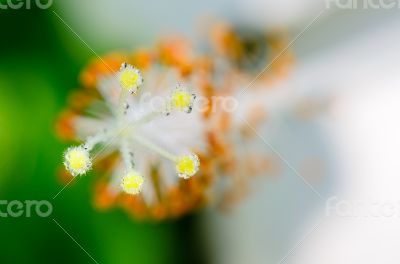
[1, 1, 400, 264]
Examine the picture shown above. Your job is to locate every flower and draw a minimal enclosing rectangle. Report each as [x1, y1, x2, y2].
[57, 41, 217, 220]
[61, 61, 201, 195]
[56, 28, 296, 220]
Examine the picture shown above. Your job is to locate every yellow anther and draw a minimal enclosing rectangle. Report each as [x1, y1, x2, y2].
[118, 63, 143, 93]
[176, 153, 200, 179]
[64, 146, 92, 176]
[121, 171, 144, 195]
[171, 85, 195, 113]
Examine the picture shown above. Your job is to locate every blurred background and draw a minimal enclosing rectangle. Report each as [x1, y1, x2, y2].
[1, 0, 400, 263]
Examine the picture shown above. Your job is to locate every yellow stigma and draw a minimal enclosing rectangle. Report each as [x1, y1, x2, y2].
[176, 154, 200, 179]
[64, 146, 92, 176]
[119, 63, 143, 93]
[121, 171, 144, 195]
[171, 85, 195, 112]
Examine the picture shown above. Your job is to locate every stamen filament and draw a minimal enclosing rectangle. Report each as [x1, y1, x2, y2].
[117, 88, 129, 120]
[120, 140, 135, 171]
[132, 133, 177, 162]
[84, 131, 109, 151]
[134, 110, 163, 126]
